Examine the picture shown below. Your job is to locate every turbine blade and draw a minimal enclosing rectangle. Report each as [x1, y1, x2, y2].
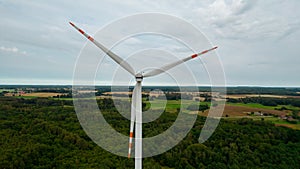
[143, 46, 218, 77]
[128, 83, 137, 158]
[69, 22, 136, 76]
[135, 82, 142, 168]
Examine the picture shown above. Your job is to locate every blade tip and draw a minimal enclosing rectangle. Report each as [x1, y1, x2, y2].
[69, 21, 75, 27]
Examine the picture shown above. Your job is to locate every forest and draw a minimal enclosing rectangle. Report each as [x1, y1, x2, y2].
[1, 95, 300, 169]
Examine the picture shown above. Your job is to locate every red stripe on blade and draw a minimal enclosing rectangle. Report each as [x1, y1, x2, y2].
[88, 36, 94, 42]
[78, 29, 84, 34]
[201, 50, 208, 54]
[191, 54, 198, 58]
[130, 132, 133, 137]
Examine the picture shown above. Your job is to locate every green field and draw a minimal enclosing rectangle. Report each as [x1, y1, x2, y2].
[226, 102, 300, 111]
[0, 89, 14, 93]
[15, 96, 37, 99]
[145, 99, 210, 112]
[52, 97, 74, 100]
[224, 104, 300, 129]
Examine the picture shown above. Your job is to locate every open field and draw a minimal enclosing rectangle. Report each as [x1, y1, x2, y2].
[52, 97, 74, 100]
[225, 94, 287, 98]
[199, 104, 286, 117]
[148, 100, 210, 113]
[149, 99, 294, 116]
[151, 99, 289, 117]
[150, 99, 299, 129]
[224, 116, 300, 130]
[275, 123, 300, 130]
[225, 94, 300, 99]
[5, 92, 65, 97]
[23, 92, 64, 97]
[0, 89, 14, 93]
[102, 91, 149, 95]
[226, 102, 299, 111]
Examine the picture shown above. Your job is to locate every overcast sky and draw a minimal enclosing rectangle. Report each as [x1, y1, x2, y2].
[1, 0, 299, 86]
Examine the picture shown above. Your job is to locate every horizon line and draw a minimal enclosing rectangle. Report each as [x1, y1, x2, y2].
[0, 84, 299, 88]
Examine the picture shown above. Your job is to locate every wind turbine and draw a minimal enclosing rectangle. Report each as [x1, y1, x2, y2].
[69, 22, 217, 169]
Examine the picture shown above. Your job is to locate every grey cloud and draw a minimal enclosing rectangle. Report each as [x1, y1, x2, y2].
[0, 46, 27, 55]
[0, 0, 299, 86]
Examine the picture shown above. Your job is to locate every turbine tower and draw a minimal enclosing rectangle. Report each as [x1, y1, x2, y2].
[70, 22, 217, 169]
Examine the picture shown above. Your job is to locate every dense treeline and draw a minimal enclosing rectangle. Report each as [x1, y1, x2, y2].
[226, 87, 300, 95]
[0, 85, 72, 93]
[2, 85, 300, 96]
[98, 86, 300, 96]
[187, 104, 209, 112]
[1, 97, 300, 168]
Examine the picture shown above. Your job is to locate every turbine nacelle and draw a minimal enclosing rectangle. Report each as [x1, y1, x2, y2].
[135, 73, 143, 82]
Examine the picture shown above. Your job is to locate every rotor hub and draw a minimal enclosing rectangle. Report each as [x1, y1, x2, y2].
[135, 73, 143, 82]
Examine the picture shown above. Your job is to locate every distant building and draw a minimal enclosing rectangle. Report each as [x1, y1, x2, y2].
[279, 115, 287, 120]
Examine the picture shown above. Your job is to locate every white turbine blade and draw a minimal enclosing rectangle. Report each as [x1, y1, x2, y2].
[69, 22, 136, 76]
[128, 83, 137, 158]
[135, 82, 142, 169]
[143, 46, 218, 77]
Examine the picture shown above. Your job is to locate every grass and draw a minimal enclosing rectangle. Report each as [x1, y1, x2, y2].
[225, 116, 300, 130]
[0, 89, 15, 93]
[144, 99, 210, 113]
[275, 123, 300, 130]
[15, 96, 37, 99]
[226, 102, 276, 109]
[226, 102, 299, 111]
[266, 117, 300, 130]
[236, 115, 300, 130]
[161, 100, 300, 130]
[52, 97, 74, 101]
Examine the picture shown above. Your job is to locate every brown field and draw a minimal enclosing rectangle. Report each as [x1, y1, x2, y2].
[275, 123, 300, 130]
[199, 104, 286, 117]
[23, 92, 64, 97]
[96, 95, 129, 99]
[225, 94, 287, 99]
[103, 92, 148, 95]
[225, 94, 300, 99]
[288, 95, 300, 98]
